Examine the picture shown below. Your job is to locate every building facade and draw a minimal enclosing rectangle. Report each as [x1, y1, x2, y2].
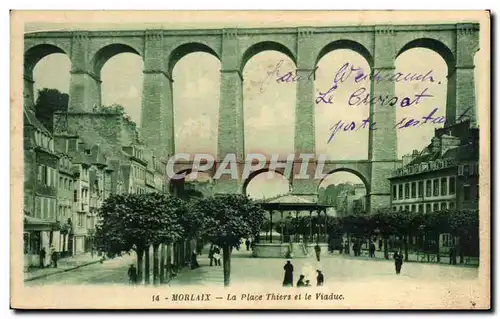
[388, 121, 479, 250]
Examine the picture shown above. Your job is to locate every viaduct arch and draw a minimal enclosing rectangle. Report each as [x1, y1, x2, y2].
[24, 23, 479, 212]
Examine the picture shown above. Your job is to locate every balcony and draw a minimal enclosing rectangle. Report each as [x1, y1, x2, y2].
[391, 159, 458, 177]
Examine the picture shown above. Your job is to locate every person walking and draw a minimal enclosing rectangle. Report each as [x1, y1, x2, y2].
[282, 260, 294, 287]
[378, 238, 383, 252]
[393, 251, 404, 275]
[208, 245, 214, 266]
[314, 244, 321, 262]
[190, 249, 200, 269]
[296, 275, 306, 287]
[316, 270, 324, 286]
[213, 246, 222, 266]
[369, 241, 376, 258]
[50, 245, 58, 268]
[128, 264, 138, 285]
[245, 239, 250, 251]
[39, 247, 46, 268]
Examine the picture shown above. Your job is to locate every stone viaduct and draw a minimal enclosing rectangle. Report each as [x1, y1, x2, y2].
[24, 23, 479, 212]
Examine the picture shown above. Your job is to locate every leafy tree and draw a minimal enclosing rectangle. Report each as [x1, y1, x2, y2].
[94, 193, 184, 285]
[388, 210, 412, 261]
[449, 209, 479, 263]
[371, 212, 392, 259]
[191, 194, 266, 286]
[34, 88, 69, 132]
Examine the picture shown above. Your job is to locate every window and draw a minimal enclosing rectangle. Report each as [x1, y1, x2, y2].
[433, 203, 439, 211]
[411, 182, 416, 198]
[405, 205, 410, 211]
[463, 164, 470, 176]
[449, 202, 455, 209]
[74, 190, 78, 202]
[464, 185, 471, 201]
[440, 202, 447, 210]
[35, 197, 41, 218]
[405, 184, 410, 199]
[398, 184, 403, 200]
[426, 203, 432, 213]
[78, 213, 84, 227]
[426, 180, 432, 197]
[418, 204, 423, 212]
[433, 179, 439, 196]
[411, 204, 416, 212]
[392, 206, 397, 212]
[441, 178, 447, 196]
[399, 206, 403, 211]
[47, 167, 51, 186]
[449, 177, 456, 195]
[42, 198, 47, 219]
[418, 181, 424, 198]
[59, 177, 63, 189]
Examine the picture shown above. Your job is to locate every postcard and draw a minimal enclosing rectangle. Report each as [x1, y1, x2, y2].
[10, 10, 490, 309]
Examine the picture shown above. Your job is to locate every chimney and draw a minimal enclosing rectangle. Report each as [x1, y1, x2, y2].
[440, 134, 461, 156]
[431, 137, 441, 153]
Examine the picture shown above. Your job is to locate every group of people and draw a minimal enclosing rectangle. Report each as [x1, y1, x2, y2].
[208, 245, 222, 266]
[282, 260, 324, 287]
[39, 245, 58, 268]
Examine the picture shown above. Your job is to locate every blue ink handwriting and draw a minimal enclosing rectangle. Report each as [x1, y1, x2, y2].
[327, 107, 473, 143]
[348, 87, 433, 108]
[327, 115, 377, 143]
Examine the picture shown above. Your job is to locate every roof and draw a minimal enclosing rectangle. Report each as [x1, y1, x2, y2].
[258, 194, 331, 211]
[264, 194, 315, 204]
[442, 144, 479, 161]
[23, 108, 51, 135]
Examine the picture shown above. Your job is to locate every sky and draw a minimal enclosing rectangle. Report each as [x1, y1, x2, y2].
[29, 23, 478, 200]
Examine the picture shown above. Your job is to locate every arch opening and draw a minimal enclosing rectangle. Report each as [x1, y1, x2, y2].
[243, 169, 290, 200]
[100, 52, 144, 126]
[241, 41, 296, 72]
[168, 42, 219, 75]
[24, 44, 68, 77]
[397, 38, 455, 73]
[91, 43, 142, 77]
[172, 52, 221, 156]
[243, 50, 296, 159]
[318, 170, 369, 217]
[170, 170, 214, 199]
[315, 49, 371, 160]
[395, 48, 448, 159]
[316, 40, 373, 68]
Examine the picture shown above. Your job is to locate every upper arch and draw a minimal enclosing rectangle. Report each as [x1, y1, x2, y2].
[24, 44, 69, 76]
[242, 168, 290, 196]
[396, 38, 455, 71]
[168, 42, 220, 75]
[316, 40, 374, 68]
[317, 167, 370, 193]
[91, 43, 142, 77]
[241, 41, 296, 72]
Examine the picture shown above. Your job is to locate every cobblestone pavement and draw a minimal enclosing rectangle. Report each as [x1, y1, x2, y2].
[26, 248, 478, 288]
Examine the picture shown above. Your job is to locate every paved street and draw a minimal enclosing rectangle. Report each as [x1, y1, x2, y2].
[25, 253, 136, 286]
[26, 247, 479, 288]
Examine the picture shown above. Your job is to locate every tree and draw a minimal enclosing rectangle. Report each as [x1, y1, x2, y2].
[449, 209, 479, 263]
[371, 212, 392, 259]
[389, 210, 412, 261]
[191, 194, 266, 286]
[94, 193, 184, 285]
[34, 88, 69, 132]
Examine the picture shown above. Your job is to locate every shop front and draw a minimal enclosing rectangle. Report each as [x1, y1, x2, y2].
[23, 215, 59, 271]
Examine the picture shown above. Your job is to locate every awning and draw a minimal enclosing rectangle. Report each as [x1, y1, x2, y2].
[24, 215, 58, 231]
